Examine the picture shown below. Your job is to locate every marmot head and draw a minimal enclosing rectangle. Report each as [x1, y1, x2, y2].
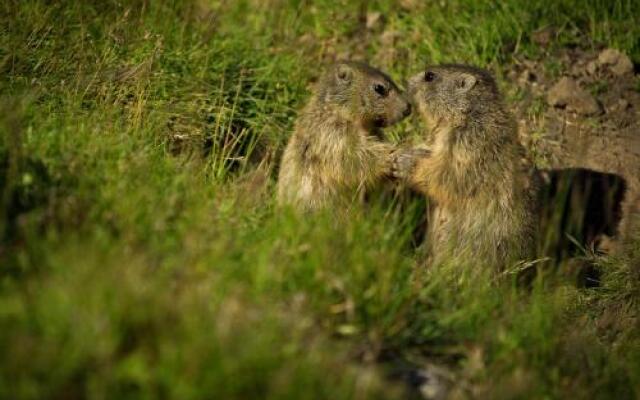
[407, 64, 500, 130]
[318, 61, 411, 130]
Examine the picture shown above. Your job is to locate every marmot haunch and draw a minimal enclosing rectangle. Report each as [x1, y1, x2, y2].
[393, 64, 536, 270]
[277, 61, 411, 212]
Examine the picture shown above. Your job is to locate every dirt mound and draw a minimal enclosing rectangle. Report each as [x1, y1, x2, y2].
[509, 47, 640, 254]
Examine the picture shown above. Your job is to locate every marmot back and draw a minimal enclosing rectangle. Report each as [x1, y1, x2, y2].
[394, 64, 536, 270]
[277, 61, 411, 212]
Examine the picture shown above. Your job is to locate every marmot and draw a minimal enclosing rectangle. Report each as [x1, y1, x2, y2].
[277, 61, 411, 212]
[393, 64, 536, 270]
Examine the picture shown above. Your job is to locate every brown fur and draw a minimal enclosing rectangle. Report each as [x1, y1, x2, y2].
[277, 61, 411, 212]
[394, 65, 536, 269]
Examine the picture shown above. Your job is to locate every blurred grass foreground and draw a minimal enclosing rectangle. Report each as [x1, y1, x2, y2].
[1, 1, 640, 399]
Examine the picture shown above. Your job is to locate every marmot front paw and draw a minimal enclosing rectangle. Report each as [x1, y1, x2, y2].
[390, 147, 430, 180]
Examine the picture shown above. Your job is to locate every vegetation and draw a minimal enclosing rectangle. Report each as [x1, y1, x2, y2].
[1, 0, 639, 398]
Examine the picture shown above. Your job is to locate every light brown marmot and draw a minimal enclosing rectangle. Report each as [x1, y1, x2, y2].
[277, 61, 411, 212]
[393, 64, 536, 270]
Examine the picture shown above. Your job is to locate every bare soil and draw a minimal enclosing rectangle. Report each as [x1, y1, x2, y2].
[508, 46, 640, 253]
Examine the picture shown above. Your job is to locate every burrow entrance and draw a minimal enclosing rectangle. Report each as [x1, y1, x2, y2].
[538, 168, 627, 263]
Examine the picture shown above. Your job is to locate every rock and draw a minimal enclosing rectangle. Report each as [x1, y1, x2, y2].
[366, 12, 383, 30]
[586, 60, 598, 75]
[399, 0, 426, 11]
[598, 48, 634, 76]
[297, 33, 314, 45]
[547, 77, 601, 115]
[380, 29, 401, 46]
[608, 98, 630, 114]
[570, 62, 586, 78]
[618, 98, 629, 110]
[519, 69, 537, 85]
[413, 366, 450, 400]
[531, 27, 555, 47]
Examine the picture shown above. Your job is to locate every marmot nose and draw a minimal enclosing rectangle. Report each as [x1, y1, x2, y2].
[403, 102, 412, 117]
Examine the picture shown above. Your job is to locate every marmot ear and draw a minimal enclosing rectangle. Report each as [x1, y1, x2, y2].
[335, 64, 353, 84]
[456, 73, 477, 93]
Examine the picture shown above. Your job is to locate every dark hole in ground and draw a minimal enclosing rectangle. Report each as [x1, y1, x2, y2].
[538, 168, 627, 285]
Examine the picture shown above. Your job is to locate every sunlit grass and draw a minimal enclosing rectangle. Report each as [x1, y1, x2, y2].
[1, 0, 639, 399]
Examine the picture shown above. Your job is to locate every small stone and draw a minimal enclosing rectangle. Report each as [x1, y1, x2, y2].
[598, 48, 634, 76]
[617, 98, 630, 110]
[531, 27, 554, 47]
[570, 63, 585, 78]
[399, 0, 423, 10]
[598, 48, 621, 64]
[547, 77, 601, 115]
[518, 69, 537, 86]
[415, 366, 449, 400]
[297, 33, 314, 45]
[380, 29, 401, 46]
[586, 61, 598, 75]
[366, 12, 383, 30]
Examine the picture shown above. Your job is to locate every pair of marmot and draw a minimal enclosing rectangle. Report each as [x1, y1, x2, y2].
[277, 61, 535, 270]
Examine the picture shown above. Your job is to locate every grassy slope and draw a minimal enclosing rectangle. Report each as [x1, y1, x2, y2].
[1, 0, 639, 398]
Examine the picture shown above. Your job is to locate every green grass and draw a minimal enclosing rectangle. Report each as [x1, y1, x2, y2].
[1, 0, 639, 398]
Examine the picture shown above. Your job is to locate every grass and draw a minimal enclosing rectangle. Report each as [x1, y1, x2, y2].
[1, 0, 640, 398]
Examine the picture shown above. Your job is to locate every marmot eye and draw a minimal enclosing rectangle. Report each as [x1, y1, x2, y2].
[424, 71, 436, 82]
[373, 83, 388, 96]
